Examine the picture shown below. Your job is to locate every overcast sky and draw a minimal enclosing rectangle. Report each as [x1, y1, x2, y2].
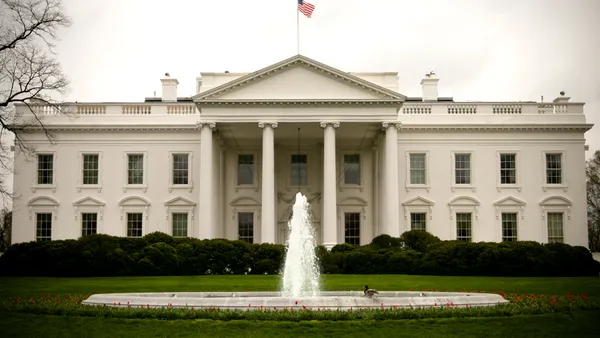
[52, 0, 599, 156]
[2, 0, 599, 206]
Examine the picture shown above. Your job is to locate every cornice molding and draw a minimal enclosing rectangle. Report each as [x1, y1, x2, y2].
[193, 99, 403, 107]
[20, 123, 593, 133]
[193, 55, 406, 101]
[399, 124, 594, 133]
[23, 125, 201, 132]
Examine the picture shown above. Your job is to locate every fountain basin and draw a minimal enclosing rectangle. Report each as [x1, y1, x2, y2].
[82, 291, 508, 311]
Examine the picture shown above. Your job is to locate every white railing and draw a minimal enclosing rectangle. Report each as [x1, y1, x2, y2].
[401, 103, 582, 115]
[18, 102, 583, 117]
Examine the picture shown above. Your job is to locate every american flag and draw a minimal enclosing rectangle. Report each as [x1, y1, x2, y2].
[298, 0, 315, 18]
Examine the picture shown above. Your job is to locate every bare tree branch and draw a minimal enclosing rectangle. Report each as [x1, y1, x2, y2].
[0, 0, 71, 205]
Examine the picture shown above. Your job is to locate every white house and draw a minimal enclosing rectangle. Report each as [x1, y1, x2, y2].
[10, 55, 594, 249]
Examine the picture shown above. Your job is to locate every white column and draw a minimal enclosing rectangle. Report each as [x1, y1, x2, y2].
[199, 122, 216, 239]
[320, 121, 340, 250]
[382, 121, 401, 237]
[259, 121, 278, 244]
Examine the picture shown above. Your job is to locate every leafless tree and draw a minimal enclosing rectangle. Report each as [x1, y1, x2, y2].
[0, 0, 71, 204]
[0, 208, 11, 252]
[587, 150, 600, 251]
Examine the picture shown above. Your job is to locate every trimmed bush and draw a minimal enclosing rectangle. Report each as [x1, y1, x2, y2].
[0, 230, 598, 277]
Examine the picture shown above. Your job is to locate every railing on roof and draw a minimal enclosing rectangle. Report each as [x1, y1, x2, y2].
[20, 102, 583, 116]
[401, 102, 582, 115]
[24, 103, 198, 116]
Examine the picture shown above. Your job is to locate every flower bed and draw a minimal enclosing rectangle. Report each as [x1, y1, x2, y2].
[2, 290, 598, 321]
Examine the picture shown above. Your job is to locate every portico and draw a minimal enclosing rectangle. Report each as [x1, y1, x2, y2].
[191, 55, 406, 248]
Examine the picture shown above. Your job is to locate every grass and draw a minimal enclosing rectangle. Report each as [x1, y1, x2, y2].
[1, 274, 599, 337]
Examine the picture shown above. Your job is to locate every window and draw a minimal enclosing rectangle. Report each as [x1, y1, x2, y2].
[291, 154, 307, 186]
[37, 154, 54, 185]
[501, 213, 518, 242]
[127, 154, 144, 185]
[545, 153, 562, 184]
[547, 212, 564, 243]
[36, 213, 52, 242]
[410, 212, 427, 231]
[172, 213, 188, 237]
[82, 154, 99, 185]
[500, 153, 516, 184]
[81, 213, 97, 236]
[409, 153, 426, 184]
[164, 196, 196, 237]
[344, 212, 360, 245]
[172, 154, 189, 185]
[454, 154, 471, 184]
[238, 212, 254, 243]
[127, 213, 143, 237]
[343, 154, 361, 185]
[402, 196, 434, 232]
[456, 213, 472, 242]
[449, 196, 480, 241]
[237, 154, 254, 185]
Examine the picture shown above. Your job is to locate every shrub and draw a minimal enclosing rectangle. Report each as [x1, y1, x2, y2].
[0, 230, 598, 277]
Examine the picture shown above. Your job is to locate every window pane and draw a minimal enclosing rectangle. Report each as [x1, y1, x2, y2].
[128, 154, 144, 184]
[545, 154, 562, 184]
[238, 212, 254, 244]
[410, 154, 426, 184]
[82, 154, 99, 185]
[500, 154, 516, 184]
[172, 213, 188, 237]
[344, 212, 360, 245]
[343, 154, 360, 185]
[456, 213, 472, 242]
[291, 154, 307, 186]
[36, 213, 52, 242]
[410, 213, 427, 231]
[455, 154, 471, 184]
[501, 212, 518, 242]
[172, 154, 189, 185]
[127, 213, 143, 237]
[81, 213, 98, 236]
[37, 154, 54, 185]
[237, 154, 254, 185]
[547, 212, 564, 243]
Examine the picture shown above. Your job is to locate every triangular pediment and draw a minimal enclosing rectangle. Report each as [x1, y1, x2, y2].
[539, 196, 572, 206]
[448, 196, 480, 206]
[493, 196, 526, 207]
[118, 196, 151, 206]
[28, 196, 60, 207]
[164, 196, 196, 207]
[338, 196, 368, 206]
[402, 196, 435, 206]
[73, 196, 105, 207]
[193, 55, 406, 102]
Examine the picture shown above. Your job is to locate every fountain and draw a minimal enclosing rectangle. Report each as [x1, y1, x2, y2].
[82, 192, 509, 310]
[281, 192, 321, 298]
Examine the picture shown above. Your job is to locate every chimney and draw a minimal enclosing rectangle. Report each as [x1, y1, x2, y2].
[196, 74, 203, 94]
[161, 72, 179, 102]
[552, 91, 570, 104]
[420, 71, 439, 102]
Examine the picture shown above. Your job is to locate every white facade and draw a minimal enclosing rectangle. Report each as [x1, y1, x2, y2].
[10, 55, 593, 249]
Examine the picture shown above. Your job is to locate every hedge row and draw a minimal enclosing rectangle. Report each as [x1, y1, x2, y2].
[0, 231, 598, 277]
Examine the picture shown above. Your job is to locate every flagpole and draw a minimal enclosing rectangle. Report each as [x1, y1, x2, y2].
[296, 1, 300, 54]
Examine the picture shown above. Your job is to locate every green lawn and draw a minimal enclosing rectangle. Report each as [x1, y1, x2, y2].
[1, 275, 599, 337]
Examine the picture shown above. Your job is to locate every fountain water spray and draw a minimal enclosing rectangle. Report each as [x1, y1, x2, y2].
[281, 192, 321, 298]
